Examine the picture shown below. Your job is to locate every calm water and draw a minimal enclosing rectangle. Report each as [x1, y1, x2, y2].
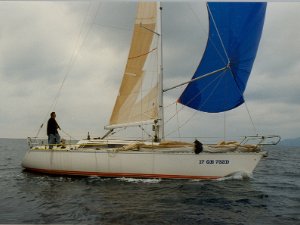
[0, 138, 299, 225]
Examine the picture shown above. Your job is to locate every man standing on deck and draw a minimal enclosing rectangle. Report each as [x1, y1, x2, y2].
[47, 112, 61, 149]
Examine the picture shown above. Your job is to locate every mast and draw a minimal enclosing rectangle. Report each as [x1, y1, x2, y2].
[157, 3, 164, 141]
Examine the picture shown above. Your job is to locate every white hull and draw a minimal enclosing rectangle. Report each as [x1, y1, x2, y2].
[22, 146, 263, 179]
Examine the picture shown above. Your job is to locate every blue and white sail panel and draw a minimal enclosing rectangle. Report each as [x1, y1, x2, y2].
[178, 2, 267, 113]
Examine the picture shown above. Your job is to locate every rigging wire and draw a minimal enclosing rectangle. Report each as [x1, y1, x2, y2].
[206, 3, 230, 65]
[188, 3, 229, 67]
[241, 98, 258, 135]
[161, 2, 231, 139]
[165, 71, 227, 137]
[164, 3, 258, 139]
[208, 2, 258, 136]
[207, 3, 257, 135]
[165, 70, 227, 125]
[93, 23, 132, 32]
[227, 65, 258, 135]
[60, 129, 77, 141]
[52, 2, 103, 110]
[175, 103, 181, 138]
[138, 125, 153, 139]
[35, 1, 102, 138]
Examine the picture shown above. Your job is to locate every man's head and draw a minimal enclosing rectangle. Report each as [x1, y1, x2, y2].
[50, 112, 56, 118]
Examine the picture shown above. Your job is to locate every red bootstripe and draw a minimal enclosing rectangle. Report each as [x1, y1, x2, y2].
[24, 167, 220, 180]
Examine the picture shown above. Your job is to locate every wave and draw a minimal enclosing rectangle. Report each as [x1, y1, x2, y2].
[216, 171, 253, 181]
[116, 177, 162, 184]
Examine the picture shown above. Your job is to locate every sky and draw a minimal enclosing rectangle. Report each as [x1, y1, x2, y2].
[0, 1, 299, 142]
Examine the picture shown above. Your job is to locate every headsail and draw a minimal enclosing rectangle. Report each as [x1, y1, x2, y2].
[108, 3, 159, 128]
[178, 2, 267, 113]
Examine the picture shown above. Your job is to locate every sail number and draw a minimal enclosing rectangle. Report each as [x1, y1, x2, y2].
[199, 160, 230, 165]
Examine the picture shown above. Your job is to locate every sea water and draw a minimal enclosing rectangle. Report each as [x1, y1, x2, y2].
[0, 138, 299, 225]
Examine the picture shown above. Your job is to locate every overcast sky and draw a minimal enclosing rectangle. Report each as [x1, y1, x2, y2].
[0, 1, 299, 142]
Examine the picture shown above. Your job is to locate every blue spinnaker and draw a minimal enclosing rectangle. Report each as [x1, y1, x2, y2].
[178, 2, 267, 113]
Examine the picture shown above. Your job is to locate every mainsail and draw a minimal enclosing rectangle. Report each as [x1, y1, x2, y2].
[178, 2, 267, 113]
[108, 2, 159, 128]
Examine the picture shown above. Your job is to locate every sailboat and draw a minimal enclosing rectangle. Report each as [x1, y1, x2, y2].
[22, 2, 280, 179]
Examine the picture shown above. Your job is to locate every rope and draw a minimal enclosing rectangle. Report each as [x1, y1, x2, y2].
[242, 100, 258, 135]
[165, 70, 226, 125]
[138, 125, 153, 139]
[128, 47, 157, 60]
[161, 3, 258, 140]
[52, 2, 103, 110]
[164, 101, 176, 108]
[175, 103, 181, 138]
[188, 2, 229, 67]
[165, 72, 258, 138]
[226, 66, 258, 135]
[207, 3, 258, 136]
[165, 71, 227, 137]
[35, 1, 102, 138]
[206, 3, 230, 65]
[60, 129, 77, 142]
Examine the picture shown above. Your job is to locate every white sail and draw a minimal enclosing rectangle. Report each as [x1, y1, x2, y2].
[108, 2, 159, 128]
